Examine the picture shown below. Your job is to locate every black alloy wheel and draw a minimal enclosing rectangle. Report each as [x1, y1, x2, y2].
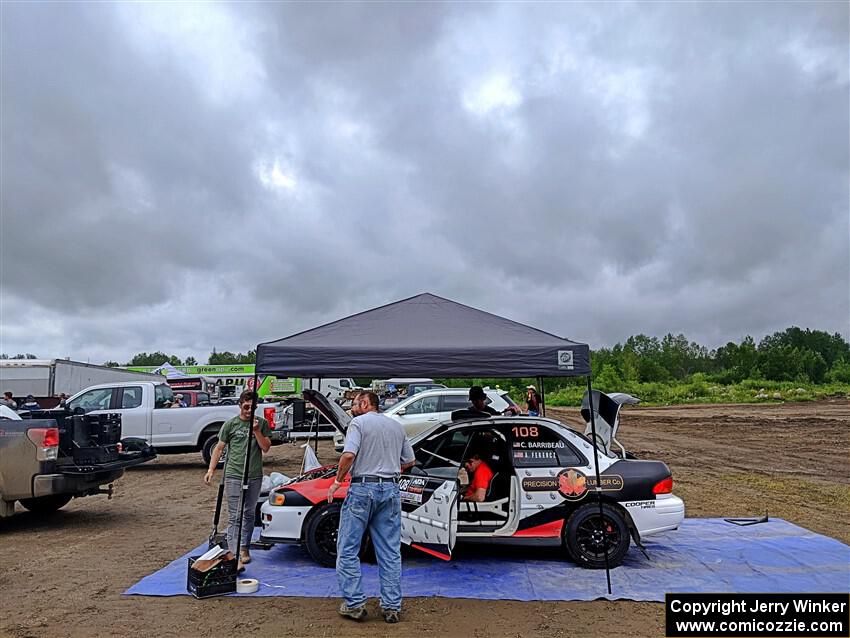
[304, 502, 373, 567]
[305, 502, 342, 567]
[564, 503, 630, 569]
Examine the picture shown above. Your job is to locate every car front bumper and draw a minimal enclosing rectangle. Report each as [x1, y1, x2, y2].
[259, 501, 312, 543]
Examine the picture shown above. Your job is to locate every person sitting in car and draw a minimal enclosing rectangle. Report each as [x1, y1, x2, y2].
[460, 452, 494, 502]
[451, 386, 500, 421]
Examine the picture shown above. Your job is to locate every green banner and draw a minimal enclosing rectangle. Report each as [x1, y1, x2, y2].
[124, 364, 257, 375]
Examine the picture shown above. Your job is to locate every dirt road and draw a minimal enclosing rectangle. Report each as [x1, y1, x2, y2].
[1, 400, 847, 638]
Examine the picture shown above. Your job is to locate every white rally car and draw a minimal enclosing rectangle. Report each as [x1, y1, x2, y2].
[260, 390, 684, 569]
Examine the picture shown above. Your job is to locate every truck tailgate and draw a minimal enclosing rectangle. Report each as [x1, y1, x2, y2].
[58, 451, 154, 475]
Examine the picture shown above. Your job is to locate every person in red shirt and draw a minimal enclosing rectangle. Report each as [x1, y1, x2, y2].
[461, 453, 494, 502]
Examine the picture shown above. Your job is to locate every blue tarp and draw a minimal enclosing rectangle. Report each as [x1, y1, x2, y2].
[124, 519, 850, 602]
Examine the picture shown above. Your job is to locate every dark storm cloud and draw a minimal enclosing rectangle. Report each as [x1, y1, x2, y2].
[1, 2, 846, 364]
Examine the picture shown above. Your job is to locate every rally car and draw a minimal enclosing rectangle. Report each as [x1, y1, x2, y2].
[259, 389, 684, 569]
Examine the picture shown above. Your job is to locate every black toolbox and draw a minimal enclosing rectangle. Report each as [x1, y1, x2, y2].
[186, 556, 238, 598]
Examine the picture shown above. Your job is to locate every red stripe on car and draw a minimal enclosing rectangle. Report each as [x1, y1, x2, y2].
[513, 519, 564, 538]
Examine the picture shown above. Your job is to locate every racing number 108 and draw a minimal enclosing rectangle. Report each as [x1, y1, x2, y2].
[512, 426, 539, 438]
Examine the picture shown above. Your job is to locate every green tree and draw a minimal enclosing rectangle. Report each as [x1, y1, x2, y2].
[714, 336, 759, 382]
[208, 349, 256, 365]
[594, 364, 625, 392]
[104, 361, 120, 368]
[184, 356, 198, 366]
[126, 352, 183, 367]
[759, 328, 850, 368]
[826, 358, 850, 383]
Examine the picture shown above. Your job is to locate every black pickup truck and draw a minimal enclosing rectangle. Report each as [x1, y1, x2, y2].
[0, 407, 155, 517]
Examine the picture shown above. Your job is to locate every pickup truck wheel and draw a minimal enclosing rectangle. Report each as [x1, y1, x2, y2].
[19, 494, 72, 514]
[201, 435, 226, 468]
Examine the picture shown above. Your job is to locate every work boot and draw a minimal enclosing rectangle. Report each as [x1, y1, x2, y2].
[239, 549, 251, 564]
[382, 608, 400, 624]
[338, 603, 367, 621]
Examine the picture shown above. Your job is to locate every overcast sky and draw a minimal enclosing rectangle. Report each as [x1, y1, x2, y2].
[1, 2, 847, 365]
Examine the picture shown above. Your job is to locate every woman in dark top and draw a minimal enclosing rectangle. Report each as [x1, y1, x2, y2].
[526, 385, 541, 416]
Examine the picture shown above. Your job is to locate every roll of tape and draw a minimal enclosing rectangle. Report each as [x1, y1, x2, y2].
[237, 578, 259, 594]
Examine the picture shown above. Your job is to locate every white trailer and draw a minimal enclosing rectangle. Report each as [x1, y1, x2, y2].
[0, 360, 161, 404]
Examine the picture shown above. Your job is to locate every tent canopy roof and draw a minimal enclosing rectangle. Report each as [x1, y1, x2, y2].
[256, 293, 590, 378]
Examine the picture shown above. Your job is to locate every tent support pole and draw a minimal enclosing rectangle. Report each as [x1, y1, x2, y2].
[538, 376, 545, 417]
[586, 375, 612, 595]
[234, 370, 259, 561]
[314, 376, 322, 454]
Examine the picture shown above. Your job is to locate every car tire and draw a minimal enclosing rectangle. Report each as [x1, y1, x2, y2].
[19, 494, 73, 514]
[564, 502, 630, 569]
[201, 433, 226, 468]
[304, 502, 372, 567]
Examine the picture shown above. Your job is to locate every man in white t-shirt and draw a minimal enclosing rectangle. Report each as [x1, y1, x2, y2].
[328, 390, 415, 623]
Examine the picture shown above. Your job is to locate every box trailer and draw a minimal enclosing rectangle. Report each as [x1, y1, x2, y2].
[0, 360, 162, 406]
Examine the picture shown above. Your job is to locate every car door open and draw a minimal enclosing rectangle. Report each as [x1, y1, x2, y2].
[399, 470, 458, 560]
[398, 426, 474, 560]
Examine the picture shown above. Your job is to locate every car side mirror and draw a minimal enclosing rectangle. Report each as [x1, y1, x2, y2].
[397, 408, 406, 416]
[72, 406, 85, 416]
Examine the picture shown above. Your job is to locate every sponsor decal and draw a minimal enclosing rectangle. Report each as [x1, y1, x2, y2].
[401, 491, 423, 504]
[399, 477, 427, 494]
[558, 469, 588, 499]
[625, 500, 656, 509]
[521, 469, 624, 501]
[521, 477, 560, 492]
[557, 349, 575, 370]
[513, 440, 565, 449]
[513, 449, 558, 462]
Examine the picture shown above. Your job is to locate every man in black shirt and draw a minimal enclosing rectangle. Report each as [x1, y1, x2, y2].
[451, 386, 499, 421]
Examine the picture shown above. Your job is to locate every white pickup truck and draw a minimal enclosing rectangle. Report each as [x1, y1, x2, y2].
[64, 381, 283, 465]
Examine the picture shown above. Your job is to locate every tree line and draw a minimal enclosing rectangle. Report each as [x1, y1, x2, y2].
[592, 327, 850, 386]
[102, 348, 258, 368]
[5, 326, 848, 387]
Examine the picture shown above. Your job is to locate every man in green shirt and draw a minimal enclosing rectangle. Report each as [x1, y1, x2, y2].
[204, 390, 271, 569]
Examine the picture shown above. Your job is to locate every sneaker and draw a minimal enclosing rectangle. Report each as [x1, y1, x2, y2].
[338, 603, 367, 621]
[382, 609, 400, 624]
[239, 549, 251, 564]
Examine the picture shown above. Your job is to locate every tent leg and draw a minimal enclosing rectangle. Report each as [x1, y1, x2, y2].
[314, 376, 322, 454]
[234, 372, 259, 562]
[538, 376, 545, 417]
[586, 376, 612, 595]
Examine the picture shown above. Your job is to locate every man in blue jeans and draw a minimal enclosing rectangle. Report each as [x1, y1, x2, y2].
[328, 390, 416, 623]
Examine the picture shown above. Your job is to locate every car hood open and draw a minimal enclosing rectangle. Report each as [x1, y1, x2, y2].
[302, 389, 350, 436]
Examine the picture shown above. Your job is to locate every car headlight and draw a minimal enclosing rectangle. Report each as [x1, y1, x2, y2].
[269, 491, 286, 506]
